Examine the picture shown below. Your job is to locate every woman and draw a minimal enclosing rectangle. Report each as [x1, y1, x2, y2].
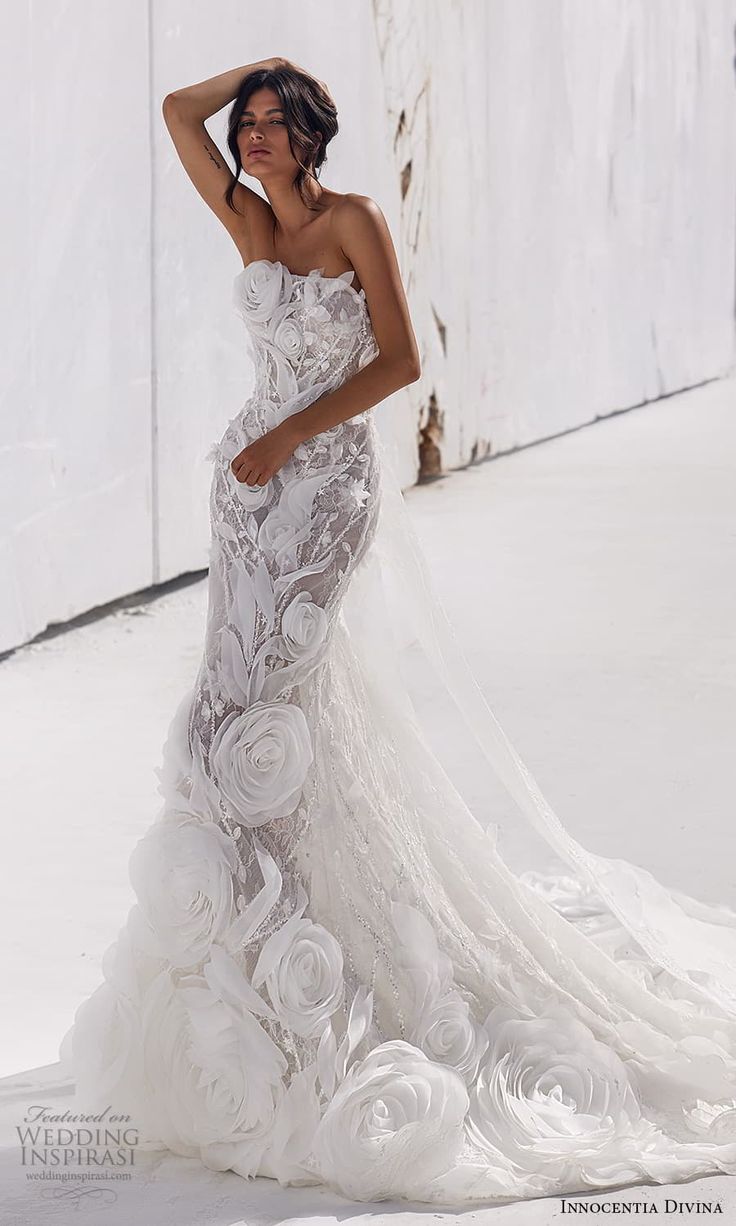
[60, 58, 736, 1207]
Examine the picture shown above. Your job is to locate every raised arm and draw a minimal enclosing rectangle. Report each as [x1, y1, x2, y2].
[161, 58, 282, 249]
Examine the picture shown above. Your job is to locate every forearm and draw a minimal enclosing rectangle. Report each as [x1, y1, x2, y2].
[167, 58, 281, 121]
[286, 354, 419, 445]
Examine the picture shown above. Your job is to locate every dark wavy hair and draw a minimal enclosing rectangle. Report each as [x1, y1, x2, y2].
[224, 65, 338, 215]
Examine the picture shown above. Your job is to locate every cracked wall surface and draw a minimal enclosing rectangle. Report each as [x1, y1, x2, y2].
[3, 0, 735, 650]
[373, 0, 736, 473]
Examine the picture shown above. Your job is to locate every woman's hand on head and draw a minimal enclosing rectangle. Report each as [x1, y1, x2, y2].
[278, 59, 335, 107]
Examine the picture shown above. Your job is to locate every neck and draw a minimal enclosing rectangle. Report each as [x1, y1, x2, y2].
[263, 174, 325, 238]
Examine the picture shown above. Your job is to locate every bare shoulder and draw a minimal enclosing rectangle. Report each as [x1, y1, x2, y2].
[335, 192, 384, 217]
[334, 193, 391, 250]
[333, 193, 401, 283]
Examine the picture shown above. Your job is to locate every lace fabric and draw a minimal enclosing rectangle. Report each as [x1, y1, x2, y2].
[59, 257, 736, 1206]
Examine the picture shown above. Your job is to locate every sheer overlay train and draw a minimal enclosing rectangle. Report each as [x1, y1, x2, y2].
[59, 259, 736, 1206]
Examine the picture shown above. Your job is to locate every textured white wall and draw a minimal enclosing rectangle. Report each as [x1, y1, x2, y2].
[2, 0, 735, 651]
[374, 0, 736, 471]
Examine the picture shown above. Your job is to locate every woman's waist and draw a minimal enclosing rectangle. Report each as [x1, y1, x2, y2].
[206, 388, 376, 466]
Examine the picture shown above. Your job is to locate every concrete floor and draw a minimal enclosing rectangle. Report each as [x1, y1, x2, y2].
[1, 373, 735, 1223]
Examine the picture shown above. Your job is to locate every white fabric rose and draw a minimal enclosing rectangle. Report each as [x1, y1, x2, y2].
[227, 467, 273, 511]
[614, 958, 723, 1021]
[258, 507, 307, 560]
[467, 1000, 649, 1190]
[390, 899, 488, 1084]
[272, 313, 304, 361]
[345, 476, 370, 507]
[519, 868, 625, 947]
[252, 913, 345, 1038]
[154, 683, 196, 807]
[59, 923, 166, 1144]
[280, 591, 328, 662]
[210, 701, 313, 826]
[64, 979, 142, 1104]
[313, 1040, 469, 1201]
[235, 259, 288, 323]
[413, 989, 489, 1085]
[142, 965, 287, 1178]
[257, 470, 333, 567]
[60, 927, 146, 1106]
[128, 816, 239, 968]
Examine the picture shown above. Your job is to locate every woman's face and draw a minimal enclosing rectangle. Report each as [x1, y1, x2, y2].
[237, 86, 299, 179]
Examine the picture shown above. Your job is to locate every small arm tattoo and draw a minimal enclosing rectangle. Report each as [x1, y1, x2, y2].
[203, 142, 222, 170]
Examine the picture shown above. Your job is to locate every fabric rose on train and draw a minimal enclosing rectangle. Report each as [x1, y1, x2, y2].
[59, 924, 159, 1118]
[210, 700, 313, 826]
[519, 868, 625, 948]
[466, 1000, 661, 1192]
[142, 964, 287, 1177]
[128, 815, 239, 969]
[391, 901, 489, 1084]
[313, 1040, 469, 1202]
[250, 897, 345, 1038]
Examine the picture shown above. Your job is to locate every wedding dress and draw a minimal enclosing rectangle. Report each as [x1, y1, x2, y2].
[59, 257, 736, 1207]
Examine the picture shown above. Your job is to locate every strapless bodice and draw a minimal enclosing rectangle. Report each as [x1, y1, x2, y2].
[232, 259, 378, 410]
[206, 260, 379, 462]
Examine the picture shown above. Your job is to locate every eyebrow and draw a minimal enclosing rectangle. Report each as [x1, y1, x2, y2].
[241, 107, 284, 116]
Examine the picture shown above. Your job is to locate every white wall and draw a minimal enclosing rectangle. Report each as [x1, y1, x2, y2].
[2, 0, 735, 652]
[1, 3, 153, 652]
[374, 0, 736, 470]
